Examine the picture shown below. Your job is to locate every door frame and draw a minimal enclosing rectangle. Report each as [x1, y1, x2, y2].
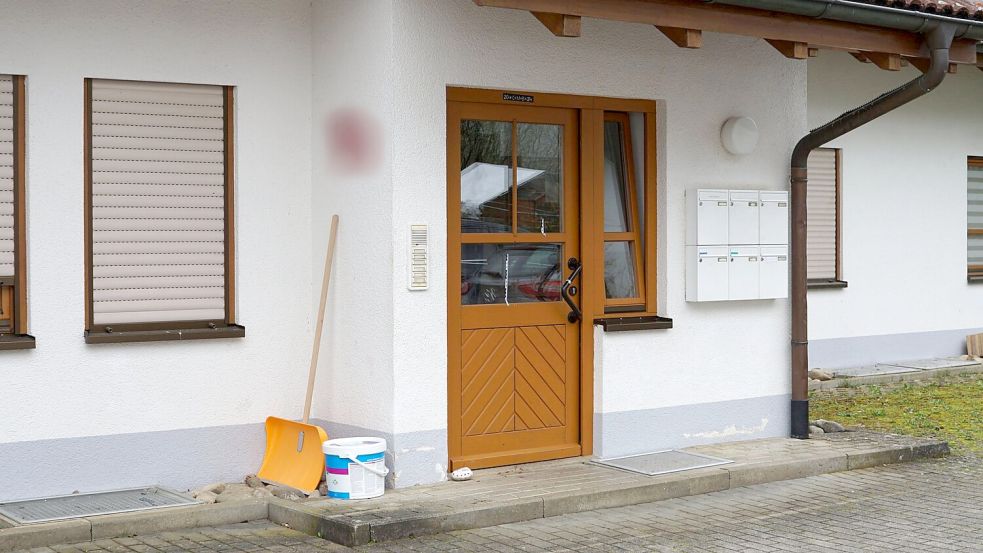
[446, 86, 658, 469]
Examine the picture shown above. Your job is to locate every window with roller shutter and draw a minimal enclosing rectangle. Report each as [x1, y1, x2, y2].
[806, 148, 845, 288]
[84, 79, 243, 343]
[968, 157, 983, 281]
[0, 74, 33, 350]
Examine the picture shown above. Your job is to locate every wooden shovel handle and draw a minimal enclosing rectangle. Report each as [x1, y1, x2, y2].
[303, 214, 339, 424]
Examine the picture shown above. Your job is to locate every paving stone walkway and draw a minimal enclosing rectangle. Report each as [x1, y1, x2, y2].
[10, 456, 982, 553]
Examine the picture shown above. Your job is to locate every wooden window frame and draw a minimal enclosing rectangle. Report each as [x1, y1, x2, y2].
[0, 75, 34, 350]
[807, 147, 847, 289]
[82, 79, 243, 344]
[601, 112, 647, 312]
[968, 157, 983, 282]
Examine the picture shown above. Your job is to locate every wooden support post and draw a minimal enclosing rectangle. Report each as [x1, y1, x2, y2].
[655, 25, 702, 48]
[765, 39, 808, 59]
[808, 47, 819, 57]
[864, 51, 902, 71]
[530, 11, 581, 37]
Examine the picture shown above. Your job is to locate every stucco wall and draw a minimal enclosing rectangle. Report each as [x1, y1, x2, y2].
[309, 0, 396, 440]
[388, 0, 806, 468]
[807, 51, 983, 368]
[0, 0, 314, 499]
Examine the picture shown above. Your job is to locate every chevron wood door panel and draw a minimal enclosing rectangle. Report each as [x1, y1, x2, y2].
[448, 100, 582, 471]
[514, 325, 565, 430]
[461, 328, 515, 437]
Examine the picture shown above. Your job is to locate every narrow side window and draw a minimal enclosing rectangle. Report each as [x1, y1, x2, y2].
[968, 157, 983, 281]
[806, 148, 844, 287]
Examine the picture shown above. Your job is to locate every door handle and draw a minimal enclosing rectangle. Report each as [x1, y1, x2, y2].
[561, 257, 582, 323]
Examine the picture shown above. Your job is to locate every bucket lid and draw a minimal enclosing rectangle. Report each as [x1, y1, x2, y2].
[323, 436, 387, 457]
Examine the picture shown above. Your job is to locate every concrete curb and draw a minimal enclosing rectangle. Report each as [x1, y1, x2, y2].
[0, 498, 268, 553]
[809, 364, 983, 391]
[0, 437, 951, 551]
[267, 437, 950, 547]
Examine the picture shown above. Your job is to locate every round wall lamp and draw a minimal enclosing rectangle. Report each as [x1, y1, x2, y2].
[720, 116, 759, 155]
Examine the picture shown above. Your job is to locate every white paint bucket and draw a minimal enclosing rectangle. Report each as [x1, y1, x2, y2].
[322, 437, 388, 499]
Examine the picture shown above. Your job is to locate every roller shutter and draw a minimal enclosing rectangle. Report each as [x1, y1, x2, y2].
[806, 148, 839, 281]
[0, 75, 13, 278]
[89, 79, 228, 325]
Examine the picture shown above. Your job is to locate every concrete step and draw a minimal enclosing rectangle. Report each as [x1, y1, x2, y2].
[266, 431, 949, 547]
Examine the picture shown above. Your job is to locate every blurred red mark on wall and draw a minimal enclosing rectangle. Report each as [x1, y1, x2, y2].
[324, 108, 381, 174]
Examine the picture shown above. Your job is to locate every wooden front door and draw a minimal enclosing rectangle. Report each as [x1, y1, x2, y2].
[448, 100, 581, 470]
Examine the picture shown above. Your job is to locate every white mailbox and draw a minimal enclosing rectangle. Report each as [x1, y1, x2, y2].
[686, 189, 729, 245]
[728, 190, 759, 245]
[760, 245, 789, 299]
[686, 245, 729, 302]
[759, 191, 789, 245]
[728, 245, 759, 300]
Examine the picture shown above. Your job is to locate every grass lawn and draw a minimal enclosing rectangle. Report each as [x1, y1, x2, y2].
[810, 372, 983, 455]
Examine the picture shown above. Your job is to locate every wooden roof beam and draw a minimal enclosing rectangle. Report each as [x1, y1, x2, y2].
[475, 0, 979, 64]
[864, 51, 902, 71]
[906, 56, 959, 74]
[531, 11, 581, 37]
[655, 26, 702, 48]
[765, 39, 808, 60]
[849, 52, 871, 63]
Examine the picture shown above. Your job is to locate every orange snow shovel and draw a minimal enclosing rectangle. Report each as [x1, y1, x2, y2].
[257, 215, 339, 494]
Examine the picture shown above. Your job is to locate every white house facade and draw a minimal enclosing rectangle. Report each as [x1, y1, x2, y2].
[0, 0, 980, 500]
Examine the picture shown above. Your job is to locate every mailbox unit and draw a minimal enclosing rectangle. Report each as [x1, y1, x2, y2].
[685, 189, 789, 302]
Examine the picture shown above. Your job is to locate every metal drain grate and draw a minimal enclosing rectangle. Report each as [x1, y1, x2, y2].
[594, 450, 732, 476]
[0, 487, 198, 524]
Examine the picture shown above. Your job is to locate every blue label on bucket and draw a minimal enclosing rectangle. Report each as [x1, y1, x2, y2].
[325, 451, 384, 469]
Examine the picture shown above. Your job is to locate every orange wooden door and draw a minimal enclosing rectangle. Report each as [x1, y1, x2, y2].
[448, 101, 581, 470]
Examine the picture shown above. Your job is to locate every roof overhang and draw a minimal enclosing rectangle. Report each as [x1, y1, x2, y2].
[474, 0, 983, 72]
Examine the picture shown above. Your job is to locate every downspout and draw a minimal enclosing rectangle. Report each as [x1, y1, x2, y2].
[789, 22, 956, 438]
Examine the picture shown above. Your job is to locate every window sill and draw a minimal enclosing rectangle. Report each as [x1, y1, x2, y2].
[594, 315, 673, 332]
[85, 324, 245, 344]
[0, 334, 36, 350]
[807, 279, 848, 289]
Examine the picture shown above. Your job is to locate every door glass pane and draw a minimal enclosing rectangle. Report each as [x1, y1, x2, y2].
[461, 120, 512, 233]
[516, 123, 562, 233]
[461, 243, 563, 304]
[603, 120, 630, 232]
[604, 241, 638, 299]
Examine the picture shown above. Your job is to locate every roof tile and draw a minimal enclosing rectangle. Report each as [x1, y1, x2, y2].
[850, 0, 983, 20]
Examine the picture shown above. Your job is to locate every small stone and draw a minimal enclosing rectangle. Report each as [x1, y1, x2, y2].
[809, 425, 825, 435]
[215, 483, 254, 503]
[195, 491, 217, 504]
[960, 354, 972, 360]
[268, 485, 304, 501]
[808, 369, 833, 381]
[814, 419, 845, 433]
[308, 487, 321, 498]
[318, 482, 328, 496]
[244, 474, 264, 489]
[192, 482, 225, 497]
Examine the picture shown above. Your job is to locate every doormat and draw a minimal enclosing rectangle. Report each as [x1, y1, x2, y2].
[0, 487, 197, 525]
[593, 450, 732, 476]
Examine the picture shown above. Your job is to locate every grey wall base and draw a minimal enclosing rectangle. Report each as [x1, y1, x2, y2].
[594, 394, 790, 460]
[0, 420, 448, 502]
[809, 327, 983, 370]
